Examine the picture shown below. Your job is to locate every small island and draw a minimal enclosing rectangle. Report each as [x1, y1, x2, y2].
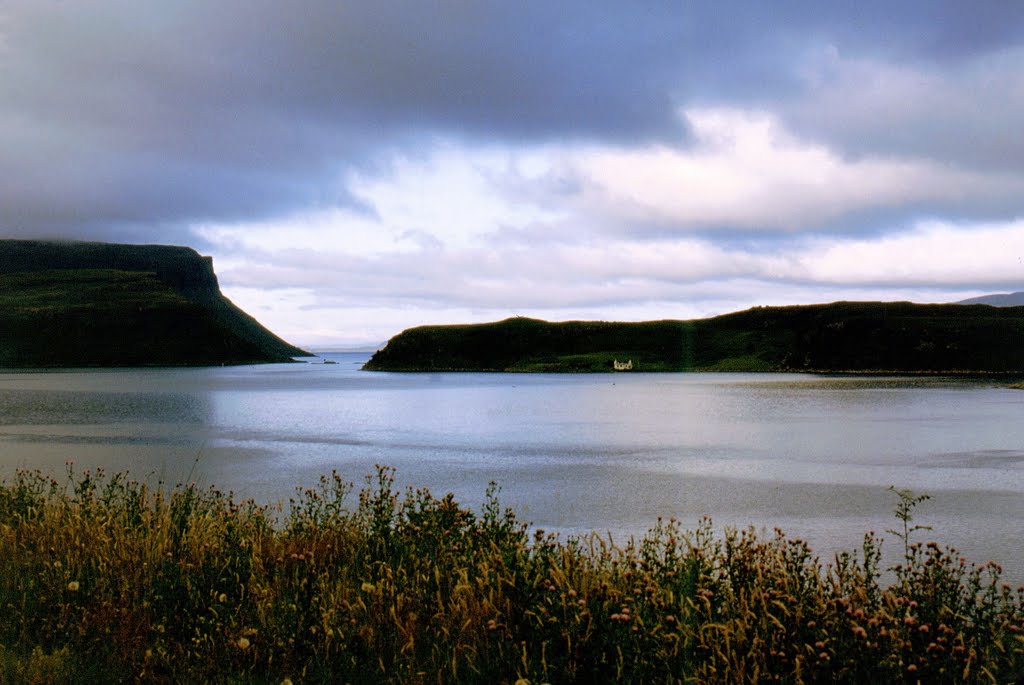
[364, 301, 1024, 374]
[0, 240, 308, 367]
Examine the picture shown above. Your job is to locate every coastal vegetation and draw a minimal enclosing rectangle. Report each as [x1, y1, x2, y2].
[364, 302, 1024, 373]
[0, 240, 307, 367]
[0, 466, 1021, 683]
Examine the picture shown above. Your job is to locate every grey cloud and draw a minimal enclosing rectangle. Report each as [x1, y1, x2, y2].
[2, 0, 1023, 241]
[778, 46, 1024, 177]
[0, 1, 691, 239]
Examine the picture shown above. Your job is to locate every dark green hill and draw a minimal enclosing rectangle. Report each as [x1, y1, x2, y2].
[0, 240, 309, 367]
[363, 302, 1024, 373]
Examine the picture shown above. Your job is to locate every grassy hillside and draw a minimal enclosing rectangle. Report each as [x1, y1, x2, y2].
[366, 317, 689, 372]
[0, 240, 308, 367]
[364, 302, 1024, 373]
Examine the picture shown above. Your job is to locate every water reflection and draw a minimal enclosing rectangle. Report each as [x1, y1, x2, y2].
[0, 389, 210, 425]
[0, 376, 215, 483]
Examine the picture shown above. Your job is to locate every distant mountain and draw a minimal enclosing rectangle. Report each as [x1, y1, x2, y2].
[364, 301, 1024, 374]
[957, 292, 1024, 306]
[0, 239, 309, 367]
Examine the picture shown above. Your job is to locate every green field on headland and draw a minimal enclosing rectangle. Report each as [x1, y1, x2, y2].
[364, 302, 1024, 374]
[1, 467, 1020, 683]
[0, 240, 308, 367]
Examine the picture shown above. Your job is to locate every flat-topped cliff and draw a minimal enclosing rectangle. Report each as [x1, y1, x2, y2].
[0, 240, 308, 367]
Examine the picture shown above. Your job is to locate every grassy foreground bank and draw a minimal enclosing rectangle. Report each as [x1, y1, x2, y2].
[0, 468, 1021, 684]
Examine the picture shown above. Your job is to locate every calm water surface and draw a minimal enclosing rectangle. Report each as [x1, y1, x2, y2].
[1, 353, 1022, 582]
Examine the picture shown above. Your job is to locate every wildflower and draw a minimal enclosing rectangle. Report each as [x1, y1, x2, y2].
[67, 581, 80, 592]
[218, 593, 227, 604]
[237, 636, 250, 650]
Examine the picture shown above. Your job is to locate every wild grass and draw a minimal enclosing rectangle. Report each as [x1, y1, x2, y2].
[0, 466, 1021, 683]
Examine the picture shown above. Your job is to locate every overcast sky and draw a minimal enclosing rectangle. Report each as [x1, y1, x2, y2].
[3, 2, 1024, 346]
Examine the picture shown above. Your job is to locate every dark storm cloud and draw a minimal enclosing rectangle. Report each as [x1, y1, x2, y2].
[0, 1, 686, 239]
[1, 1, 1023, 240]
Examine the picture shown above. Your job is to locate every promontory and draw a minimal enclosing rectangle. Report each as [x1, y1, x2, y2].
[363, 302, 1024, 374]
[0, 240, 308, 367]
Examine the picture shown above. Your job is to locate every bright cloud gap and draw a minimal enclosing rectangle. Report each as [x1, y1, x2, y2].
[194, 106, 1024, 345]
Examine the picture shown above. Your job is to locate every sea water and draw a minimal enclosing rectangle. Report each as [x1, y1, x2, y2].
[1, 353, 1022, 582]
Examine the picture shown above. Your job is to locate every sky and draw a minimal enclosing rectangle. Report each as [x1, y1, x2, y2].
[2, 2, 1024, 347]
